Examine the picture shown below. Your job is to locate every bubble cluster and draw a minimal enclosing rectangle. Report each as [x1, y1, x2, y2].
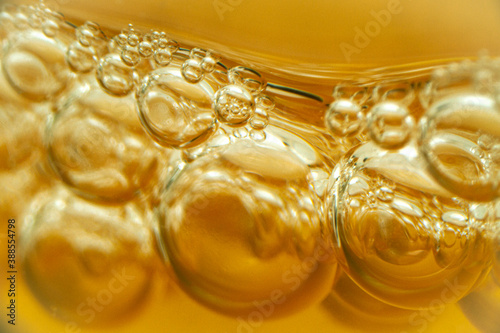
[111, 25, 179, 68]
[213, 84, 255, 126]
[181, 48, 219, 84]
[67, 22, 106, 73]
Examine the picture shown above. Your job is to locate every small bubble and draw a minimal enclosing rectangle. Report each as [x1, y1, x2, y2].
[166, 39, 179, 53]
[96, 53, 135, 96]
[214, 85, 255, 127]
[233, 127, 248, 138]
[153, 48, 172, 66]
[201, 56, 217, 73]
[76, 26, 94, 47]
[14, 12, 29, 29]
[228, 66, 267, 94]
[28, 12, 42, 28]
[189, 48, 207, 61]
[115, 33, 128, 46]
[332, 85, 369, 105]
[373, 82, 415, 106]
[249, 107, 269, 130]
[256, 95, 275, 110]
[375, 186, 394, 202]
[151, 30, 160, 40]
[182, 58, 204, 83]
[138, 41, 153, 58]
[478, 133, 496, 150]
[66, 42, 96, 73]
[121, 46, 141, 67]
[368, 102, 414, 149]
[250, 129, 266, 142]
[127, 33, 140, 47]
[325, 99, 365, 137]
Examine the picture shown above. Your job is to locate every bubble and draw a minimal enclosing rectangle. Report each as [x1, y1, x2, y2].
[189, 48, 207, 60]
[232, 126, 248, 139]
[181, 58, 204, 83]
[96, 53, 136, 96]
[138, 41, 153, 58]
[156, 134, 336, 317]
[228, 66, 267, 94]
[21, 187, 155, 326]
[420, 59, 500, 109]
[325, 99, 365, 137]
[76, 25, 95, 47]
[66, 41, 96, 73]
[13, 11, 29, 29]
[40, 18, 58, 37]
[47, 85, 160, 202]
[200, 55, 218, 73]
[214, 85, 255, 126]
[326, 140, 492, 309]
[250, 129, 266, 142]
[373, 82, 415, 106]
[127, 33, 140, 47]
[137, 69, 217, 149]
[419, 94, 500, 202]
[249, 107, 269, 130]
[115, 33, 127, 47]
[368, 102, 414, 149]
[332, 85, 369, 105]
[164, 39, 179, 53]
[121, 45, 141, 67]
[2, 31, 68, 100]
[153, 48, 172, 67]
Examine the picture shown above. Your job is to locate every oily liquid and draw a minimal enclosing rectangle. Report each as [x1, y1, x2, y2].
[1, 3, 499, 333]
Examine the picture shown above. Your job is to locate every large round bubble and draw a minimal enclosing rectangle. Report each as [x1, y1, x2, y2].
[326, 140, 493, 309]
[156, 128, 337, 317]
[47, 82, 162, 202]
[21, 187, 156, 326]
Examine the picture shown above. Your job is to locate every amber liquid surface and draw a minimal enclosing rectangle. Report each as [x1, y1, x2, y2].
[1, 2, 500, 333]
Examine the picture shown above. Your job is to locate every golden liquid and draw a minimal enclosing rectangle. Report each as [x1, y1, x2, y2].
[1, 1, 500, 333]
